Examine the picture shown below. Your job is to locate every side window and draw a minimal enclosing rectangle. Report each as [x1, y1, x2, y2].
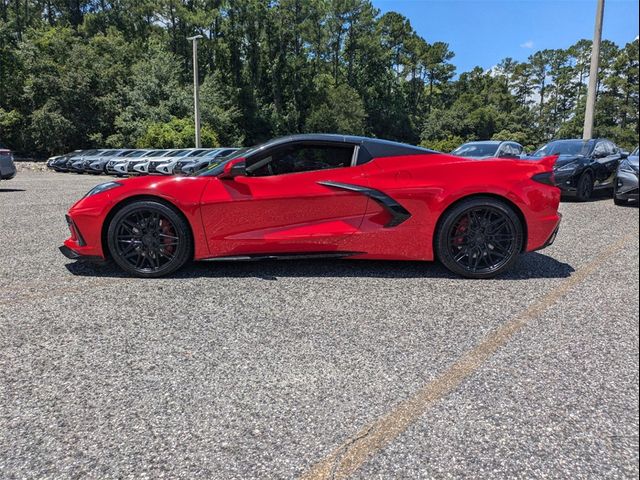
[606, 141, 617, 155]
[512, 144, 523, 155]
[593, 142, 607, 158]
[248, 144, 354, 177]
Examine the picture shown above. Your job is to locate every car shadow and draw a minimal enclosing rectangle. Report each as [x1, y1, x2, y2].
[561, 189, 612, 203]
[0, 188, 25, 193]
[65, 252, 574, 281]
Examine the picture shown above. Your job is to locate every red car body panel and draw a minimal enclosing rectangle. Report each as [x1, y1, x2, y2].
[63, 151, 561, 264]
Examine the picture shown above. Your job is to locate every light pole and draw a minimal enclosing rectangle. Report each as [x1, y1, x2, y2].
[583, 0, 605, 140]
[187, 35, 204, 148]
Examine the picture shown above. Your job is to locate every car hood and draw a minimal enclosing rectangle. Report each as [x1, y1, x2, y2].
[553, 154, 584, 167]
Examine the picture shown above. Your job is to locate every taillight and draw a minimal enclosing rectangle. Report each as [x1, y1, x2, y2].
[532, 172, 556, 186]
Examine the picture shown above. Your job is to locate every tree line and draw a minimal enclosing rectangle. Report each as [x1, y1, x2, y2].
[0, 0, 638, 157]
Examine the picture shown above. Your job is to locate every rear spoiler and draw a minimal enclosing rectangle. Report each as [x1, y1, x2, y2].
[535, 155, 558, 170]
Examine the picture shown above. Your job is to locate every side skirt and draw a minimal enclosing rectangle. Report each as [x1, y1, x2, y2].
[201, 252, 364, 262]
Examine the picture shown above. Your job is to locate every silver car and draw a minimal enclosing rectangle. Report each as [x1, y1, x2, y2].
[180, 148, 240, 174]
[87, 149, 135, 174]
[614, 147, 639, 205]
[0, 147, 16, 181]
[452, 140, 525, 159]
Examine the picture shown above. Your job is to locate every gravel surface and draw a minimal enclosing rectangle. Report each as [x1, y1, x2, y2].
[1, 171, 638, 479]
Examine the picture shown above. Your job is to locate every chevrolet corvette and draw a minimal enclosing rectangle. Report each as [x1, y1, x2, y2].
[60, 134, 561, 279]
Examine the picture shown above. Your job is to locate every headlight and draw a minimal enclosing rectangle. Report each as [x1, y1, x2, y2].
[619, 159, 634, 173]
[84, 181, 122, 198]
[556, 162, 578, 173]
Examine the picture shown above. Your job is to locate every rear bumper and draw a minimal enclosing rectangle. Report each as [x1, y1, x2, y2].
[534, 214, 561, 251]
[528, 212, 562, 252]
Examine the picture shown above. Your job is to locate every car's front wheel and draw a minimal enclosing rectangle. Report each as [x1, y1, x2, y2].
[107, 200, 192, 277]
[435, 197, 523, 279]
[575, 171, 594, 201]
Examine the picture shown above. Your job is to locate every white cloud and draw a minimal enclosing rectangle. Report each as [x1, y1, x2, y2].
[635, 35, 639, 41]
[520, 40, 534, 49]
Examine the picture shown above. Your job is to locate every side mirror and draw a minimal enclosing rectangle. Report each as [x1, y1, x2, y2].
[219, 158, 246, 179]
[620, 151, 629, 159]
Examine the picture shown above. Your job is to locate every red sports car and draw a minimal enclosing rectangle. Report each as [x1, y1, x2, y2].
[60, 134, 561, 279]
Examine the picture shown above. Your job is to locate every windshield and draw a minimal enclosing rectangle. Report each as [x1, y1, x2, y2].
[122, 150, 148, 158]
[202, 149, 222, 157]
[532, 140, 592, 157]
[631, 147, 638, 157]
[146, 150, 168, 157]
[197, 147, 253, 176]
[452, 143, 499, 158]
[184, 149, 207, 157]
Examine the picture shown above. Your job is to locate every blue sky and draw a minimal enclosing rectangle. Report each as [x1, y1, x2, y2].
[373, 0, 639, 73]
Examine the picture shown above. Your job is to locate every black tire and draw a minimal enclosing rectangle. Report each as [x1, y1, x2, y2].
[575, 171, 594, 202]
[435, 197, 524, 279]
[107, 200, 192, 278]
[614, 196, 627, 206]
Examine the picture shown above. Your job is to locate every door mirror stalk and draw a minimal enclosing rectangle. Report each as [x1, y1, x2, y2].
[219, 159, 246, 179]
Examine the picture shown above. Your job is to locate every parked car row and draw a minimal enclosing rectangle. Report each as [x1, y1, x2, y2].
[47, 147, 239, 176]
[452, 138, 638, 204]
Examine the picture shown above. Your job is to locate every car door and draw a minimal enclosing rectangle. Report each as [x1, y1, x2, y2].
[593, 141, 620, 185]
[199, 142, 371, 257]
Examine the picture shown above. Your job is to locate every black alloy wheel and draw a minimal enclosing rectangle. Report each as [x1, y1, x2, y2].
[575, 171, 594, 202]
[107, 200, 192, 277]
[436, 197, 523, 279]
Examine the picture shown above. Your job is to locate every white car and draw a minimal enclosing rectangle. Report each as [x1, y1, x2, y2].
[156, 149, 212, 175]
[112, 150, 153, 175]
[131, 149, 180, 175]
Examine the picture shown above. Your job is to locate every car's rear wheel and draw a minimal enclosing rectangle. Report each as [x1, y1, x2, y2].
[435, 197, 523, 279]
[107, 200, 192, 278]
[575, 171, 594, 201]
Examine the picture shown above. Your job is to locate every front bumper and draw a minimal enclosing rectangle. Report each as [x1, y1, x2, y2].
[156, 162, 175, 175]
[61, 212, 106, 260]
[127, 160, 146, 173]
[133, 161, 150, 174]
[615, 171, 639, 200]
[553, 170, 579, 194]
[88, 161, 107, 173]
[59, 245, 105, 263]
[113, 162, 129, 175]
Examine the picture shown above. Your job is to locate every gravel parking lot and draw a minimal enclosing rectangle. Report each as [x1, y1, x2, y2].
[1, 171, 638, 479]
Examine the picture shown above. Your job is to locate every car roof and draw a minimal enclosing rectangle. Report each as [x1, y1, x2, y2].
[548, 138, 597, 144]
[462, 140, 502, 145]
[252, 134, 436, 158]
